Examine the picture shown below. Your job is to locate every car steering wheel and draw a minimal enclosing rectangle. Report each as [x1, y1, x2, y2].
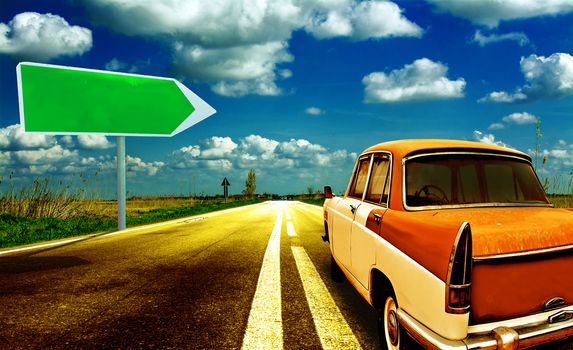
[415, 184, 449, 205]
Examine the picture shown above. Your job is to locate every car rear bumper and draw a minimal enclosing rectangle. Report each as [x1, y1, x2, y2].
[397, 308, 573, 349]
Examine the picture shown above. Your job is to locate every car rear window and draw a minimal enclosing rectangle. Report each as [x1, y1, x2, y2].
[405, 154, 549, 208]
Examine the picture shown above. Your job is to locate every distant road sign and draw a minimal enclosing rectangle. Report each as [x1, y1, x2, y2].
[17, 62, 215, 136]
[221, 177, 230, 201]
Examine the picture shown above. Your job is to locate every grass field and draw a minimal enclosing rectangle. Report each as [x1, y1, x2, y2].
[0, 197, 261, 249]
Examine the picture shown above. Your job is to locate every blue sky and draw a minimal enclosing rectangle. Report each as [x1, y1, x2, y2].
[1, 0, 572, 197]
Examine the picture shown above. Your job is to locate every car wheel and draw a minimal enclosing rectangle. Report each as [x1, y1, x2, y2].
[330, 255, 345, 282]
[378, 293, 405, 350]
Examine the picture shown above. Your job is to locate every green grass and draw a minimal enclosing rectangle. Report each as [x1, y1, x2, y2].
[547, 195, 573, 208]
[300, 198, 325, 206]
[0, 199, 261, 249]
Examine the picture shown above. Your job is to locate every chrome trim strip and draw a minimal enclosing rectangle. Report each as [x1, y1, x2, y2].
[397, 307, 573, 350]
[407, 202, 552, 211]
[401, 151, 551, 212]
[403, 151, 531, 163]
[396, 309, 467, 350]
[473, 244, 573, 262]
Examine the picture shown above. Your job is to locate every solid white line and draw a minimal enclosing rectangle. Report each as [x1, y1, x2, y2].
[286, 221, 297, 237]
[291, 246, 363, 350]
[241, 209, 283, 350]
[0, 236, 93, 256]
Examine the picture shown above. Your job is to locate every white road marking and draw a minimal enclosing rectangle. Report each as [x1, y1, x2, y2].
[286, 212, 291, 220]
[182, 216, 206, 223]
[286, 221, 297, 237]
[241, 209, 283, 350]
[291, 246, 363, 350]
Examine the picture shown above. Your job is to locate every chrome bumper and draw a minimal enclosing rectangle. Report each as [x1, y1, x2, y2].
[397, 309, 573, 350]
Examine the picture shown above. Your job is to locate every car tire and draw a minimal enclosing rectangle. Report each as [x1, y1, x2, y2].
[330, 255, 345, 282]
[378, 291, 411, 350]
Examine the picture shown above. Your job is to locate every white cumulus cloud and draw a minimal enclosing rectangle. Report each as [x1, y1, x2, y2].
[305, 107, 324, 115]
[169, 134, 356, 171]
[472, 30, 529, 47]
[0, 124, 164, 178]
[80, 0, 422, 97]
[12, 145, 78, 166]
[0, 124, 57, 150]
[362, 58, 465, 103]
[0, 12, 92, 61]
[502, 112, 538, 125]
[427, 0, 573, 27]
[77, 135, 114, 150]
[306, 1, 422, 40]
[480, 53, 573, 103]
[473, 130, 507, 147]
[486, 112, 538, 131]
[200, 137, 238, 158]
[487, 122, 505, 130]
[127, 155, 165, 176]
[104, 58, 148, 73]
[174, 41, 293, 97]
[536, 140, 573, 178]
[478, 91, 527, 103]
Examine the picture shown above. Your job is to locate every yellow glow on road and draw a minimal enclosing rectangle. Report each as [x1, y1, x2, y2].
[291, 246, 363, 350]
[241, 209, 283, 350]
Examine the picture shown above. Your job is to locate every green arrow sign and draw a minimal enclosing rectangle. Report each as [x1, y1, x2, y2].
[17, 62, 215, 136]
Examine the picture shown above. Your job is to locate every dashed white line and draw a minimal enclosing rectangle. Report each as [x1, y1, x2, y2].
[291, 246, 363, 350]
[286, 221, 297, 237]
[241, 209, 283, 350]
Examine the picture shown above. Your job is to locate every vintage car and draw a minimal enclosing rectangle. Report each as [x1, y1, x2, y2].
[322, 139, 573, 350]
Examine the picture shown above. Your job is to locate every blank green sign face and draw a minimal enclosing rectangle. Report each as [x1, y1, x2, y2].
[18, 63, 196, 136]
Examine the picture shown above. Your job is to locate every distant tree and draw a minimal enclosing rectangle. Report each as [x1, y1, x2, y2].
[243, 169, 256, 198]
[307, 185, 314, 199]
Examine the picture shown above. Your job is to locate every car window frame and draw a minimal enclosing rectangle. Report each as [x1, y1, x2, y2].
[402, 151, 552, 211]
[363, 153, 392, 207]
[347, 155, 373, 200]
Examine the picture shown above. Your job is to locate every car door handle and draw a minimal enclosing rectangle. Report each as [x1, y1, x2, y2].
[349, 204, 357, 214]
[373, 213, 381, 224]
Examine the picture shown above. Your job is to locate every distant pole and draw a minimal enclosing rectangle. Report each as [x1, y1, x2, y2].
[117, 136, 126, 230]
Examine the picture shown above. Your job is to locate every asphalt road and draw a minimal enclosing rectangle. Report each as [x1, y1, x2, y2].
[1, 201, 571, 350]
[0, 201, 380, 349]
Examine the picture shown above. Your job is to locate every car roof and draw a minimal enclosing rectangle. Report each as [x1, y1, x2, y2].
[362, 139, 531, 161]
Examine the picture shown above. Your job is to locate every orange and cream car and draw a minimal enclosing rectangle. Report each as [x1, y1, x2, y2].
[322, 139, 573, 350]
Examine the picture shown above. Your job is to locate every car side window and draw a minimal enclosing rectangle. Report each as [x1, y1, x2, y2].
[349, 156, 371, 199]
[365, 156, 390, 205]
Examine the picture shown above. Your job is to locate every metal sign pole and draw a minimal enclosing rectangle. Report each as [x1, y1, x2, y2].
[117, 136, 126, 230]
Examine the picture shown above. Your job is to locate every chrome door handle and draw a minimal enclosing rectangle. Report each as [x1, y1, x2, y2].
[350, 204, 356, 214]
[373, 213, 381, 224]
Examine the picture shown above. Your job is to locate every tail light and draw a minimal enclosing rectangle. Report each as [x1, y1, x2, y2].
[446, 222, 472, 314]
